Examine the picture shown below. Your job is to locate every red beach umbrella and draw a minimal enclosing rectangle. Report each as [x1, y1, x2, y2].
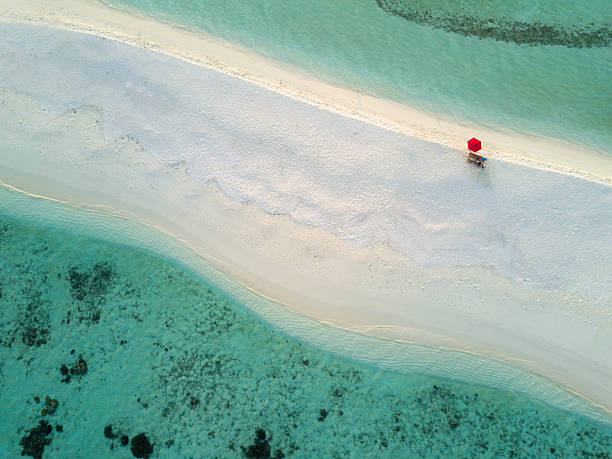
[467, 137, 482, 153]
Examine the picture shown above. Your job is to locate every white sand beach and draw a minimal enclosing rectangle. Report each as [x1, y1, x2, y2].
[3, 0, 612, 184]
[1, 0, 611, 417]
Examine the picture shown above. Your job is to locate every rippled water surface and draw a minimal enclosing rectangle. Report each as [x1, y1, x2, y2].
[103, 0, 612, 153]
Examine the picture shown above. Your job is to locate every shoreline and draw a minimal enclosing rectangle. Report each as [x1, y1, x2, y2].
[2, 188, 612, 459]
[0, 3, 611, 417]
[1, 0, 611, 185]
[1, 137, 611, 416]
[2, 178, 611, 426]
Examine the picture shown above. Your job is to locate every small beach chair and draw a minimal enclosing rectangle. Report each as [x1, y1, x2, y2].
[467, 152, 487, 168]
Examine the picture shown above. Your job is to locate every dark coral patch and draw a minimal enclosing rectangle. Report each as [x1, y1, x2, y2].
[104, 424, 116, 439]
[130, 432, 153, 458]
[19, 420, 53, 459]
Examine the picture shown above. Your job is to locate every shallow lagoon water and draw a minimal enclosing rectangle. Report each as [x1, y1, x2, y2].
[1, 188, 611, 458]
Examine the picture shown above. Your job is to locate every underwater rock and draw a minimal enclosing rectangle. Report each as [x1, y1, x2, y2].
[242, 429, 271, 458]
[130, 432, 153, 458]
[105, 424, 132, 448]
[40, 396, 58, 416]
[70, 355, 88, 375]
[70, 355, 87, 375]
[60, 364, 71, 383]
[60, 355, 88, 383]
[19, 420, 53, 459]
[104, 424, 116, 439]
[318, 408, 328, 422]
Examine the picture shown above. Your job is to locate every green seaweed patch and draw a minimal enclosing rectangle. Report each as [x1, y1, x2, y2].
[0, 223, 53, 348]
[376, 0, 611, 47]
[68, 262, 114, 301]
[0, 221, 12, 242]
[66, 262, 115, 324]
[18, 294, 51, 348]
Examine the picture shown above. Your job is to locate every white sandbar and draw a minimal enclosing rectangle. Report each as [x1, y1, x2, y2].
[0, 1, 611, 416]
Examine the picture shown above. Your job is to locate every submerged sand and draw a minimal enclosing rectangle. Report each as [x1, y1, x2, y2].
[0, 0, 611, 416]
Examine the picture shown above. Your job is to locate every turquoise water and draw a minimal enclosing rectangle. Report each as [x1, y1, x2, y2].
[103, 0, 612, 154]
[1, 197, 611, 458]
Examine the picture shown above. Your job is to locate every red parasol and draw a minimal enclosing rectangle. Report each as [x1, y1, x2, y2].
[467, 137, 482, 153]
